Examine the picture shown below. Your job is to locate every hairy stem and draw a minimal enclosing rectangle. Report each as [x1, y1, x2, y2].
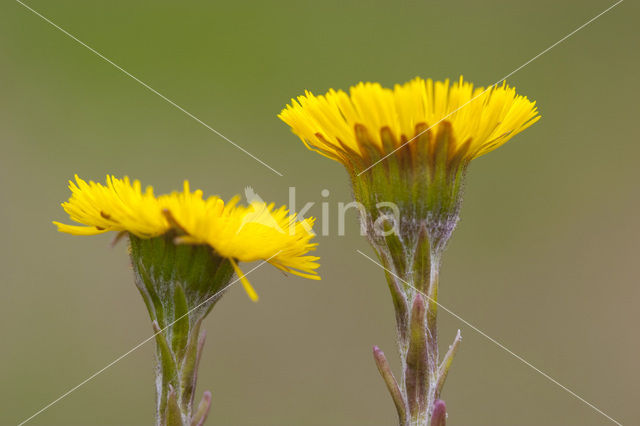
[373, 243, 460, 426]
[152, 321, 211, 426]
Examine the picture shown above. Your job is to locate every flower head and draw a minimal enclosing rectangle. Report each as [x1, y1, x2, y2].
[54, 175, 320, 300]
[279, 76, 539, 170]
[280, 77, 539, 251]
[280, 76, 540, 286]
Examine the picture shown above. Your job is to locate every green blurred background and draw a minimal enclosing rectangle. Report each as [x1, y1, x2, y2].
[1, 0, 638, 424]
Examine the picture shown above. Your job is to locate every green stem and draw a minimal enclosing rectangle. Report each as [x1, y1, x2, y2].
[373, 246, 459, 426]
[152, 320, 211, 426]
[403, 253, 440, 426]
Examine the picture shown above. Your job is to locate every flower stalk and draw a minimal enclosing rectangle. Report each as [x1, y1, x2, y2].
[349, 123, 468, 425]
[130, 234, 234, 426]
[370, 245, 459, 426]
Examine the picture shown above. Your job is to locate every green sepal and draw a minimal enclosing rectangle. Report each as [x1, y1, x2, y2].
[426, 273, 438, 371]
[429, 123, 451, 197]
[130, 237, 165, 326]
[412, 223, 431, 293]
[171, 283, 190, 358]
[380, 127, 401, 181]
[410, 124, 431, 197]
[375, 252, 409, 345]
[164, 385, 183, 426]
[383, 229, 407, 278]
[152, 320, 177, 380]
[435, 330, 462, 399]
[373, 345, 407, 424]
[405, 294, 429, 419]
[354, 124, 383, 167]
[202, 258, 234, 317]
[180, 323, 206, 409]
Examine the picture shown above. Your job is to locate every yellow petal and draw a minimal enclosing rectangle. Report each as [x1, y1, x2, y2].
[230, 259, 259, 302]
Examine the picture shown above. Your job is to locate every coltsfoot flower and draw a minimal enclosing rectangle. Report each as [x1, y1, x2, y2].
[280, 77, 539, 426]
[280, 77, 539, 246]
[54, 175, 320, 300]
[279, 76, 538, 166]
[54, 175, 320, 426]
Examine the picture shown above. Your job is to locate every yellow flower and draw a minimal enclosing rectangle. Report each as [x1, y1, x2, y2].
[280, 78, 540, 422]
[54, 175, 320, 301]
[279, 76, 539, 167]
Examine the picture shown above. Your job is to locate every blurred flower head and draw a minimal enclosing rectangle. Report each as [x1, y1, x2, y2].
[54, 175, 320, 300]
